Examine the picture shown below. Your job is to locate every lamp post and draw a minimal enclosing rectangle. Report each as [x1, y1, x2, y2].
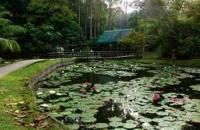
[56, 47, 65, 66]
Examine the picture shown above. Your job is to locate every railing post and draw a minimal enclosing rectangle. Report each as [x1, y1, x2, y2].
[48, 51, 135, 59]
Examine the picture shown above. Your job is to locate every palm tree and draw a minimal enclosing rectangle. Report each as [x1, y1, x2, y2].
[0, 38, 21, 52]
[0, 5, 24, 52]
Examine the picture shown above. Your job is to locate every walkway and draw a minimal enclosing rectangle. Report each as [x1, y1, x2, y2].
[50, 51, 135, 59]
[0, 59, 44, 78]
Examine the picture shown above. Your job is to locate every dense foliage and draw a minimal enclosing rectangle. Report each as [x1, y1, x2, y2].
[0, 0, 200, 59]
[0, 5, 25, 52]
[0, 0, 84, 57]
[122, 0, 200, 59]
[0, 0, 127, 58]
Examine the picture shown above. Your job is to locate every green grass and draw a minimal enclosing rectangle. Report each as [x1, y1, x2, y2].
[0, 59, 68, 130]
[106, 58, 200, 67]
[133, 59, 200, 67]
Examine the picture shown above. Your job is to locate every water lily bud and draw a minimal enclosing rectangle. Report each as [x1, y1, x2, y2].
[40, 104, 49, 107]
[49, 90, 56, 95]
[56, 92, 62, 96]
[142, 122, 152, 129]
[37, 92, 43, 95]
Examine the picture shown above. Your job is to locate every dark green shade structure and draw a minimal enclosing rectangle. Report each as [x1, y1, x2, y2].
[97, 29, 133, 44]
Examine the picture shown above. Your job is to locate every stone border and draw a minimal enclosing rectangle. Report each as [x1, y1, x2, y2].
[28, 59, 76, 130]
[29, 59, 75, 88]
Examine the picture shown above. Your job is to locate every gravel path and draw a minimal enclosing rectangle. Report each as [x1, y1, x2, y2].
[0, 59, 44, 78]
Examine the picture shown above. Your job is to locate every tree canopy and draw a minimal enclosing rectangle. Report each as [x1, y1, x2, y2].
[0, 5, 24, 52]
[0, 0, 199, 59]
[124, 0, 200, 59]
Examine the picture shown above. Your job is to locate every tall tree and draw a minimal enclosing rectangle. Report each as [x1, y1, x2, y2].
[106, 0, 122, 30]
[23, 0, 84, 53]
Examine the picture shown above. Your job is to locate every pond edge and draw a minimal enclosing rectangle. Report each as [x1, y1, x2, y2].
[28, 59, 77, 130]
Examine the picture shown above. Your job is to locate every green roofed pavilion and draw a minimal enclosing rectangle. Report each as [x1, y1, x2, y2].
[97, 29, 133, 44]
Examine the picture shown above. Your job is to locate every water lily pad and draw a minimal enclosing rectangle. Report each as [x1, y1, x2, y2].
[48, 112, 63, 118]
[158, 122, 171, 127]
[109, 122, 123, 128]
[122, 123, 137, 129]
[139, 118, 152, 123]
[157, 111, 169, 116]
[126, 120, 135, 123]
[37, 61, 200, 129]
[95, 123, 109, 128]
[60, 111, 72, 116]
[80, 112, 95, 119]
[187, 113, 200, 123]
[190, 84, 200, 91]
[162, 116, 176, 122]
[114, 128, 126, 130]
[164, 125, 182, 130]
[36, 99, 44, 104]
[142, 122, 152, 130]
[66, 124, 79, 129]
[82, 117, 97, 123]
[108, 117, 122, 122]
[152, 118, 164, 123]
[67, 113, 80, 119]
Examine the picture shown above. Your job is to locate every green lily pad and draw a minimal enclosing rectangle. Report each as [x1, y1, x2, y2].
[190, 84, 200, 91]
[165, 126, 182, 130]
[122, 123, 137, 129]
[109, 122, 123, 128]
[67, 113, 80, 119]
[36, 99, 44, 104]
[157, 111, 169, 116]
[108, 117, 122, 122]
[95, 123, 109, 128]
[114, 128, 126, 130]
[60, 111, 72, 116]
[82, 117, 97, 123]
[66, 124, 79, 129]
[142, 122, 152, 129]
[48, 112, 63, 118]
[152, 118, 164, 123]
[126, 120, 135, 123]
[139, 118, 152, 123]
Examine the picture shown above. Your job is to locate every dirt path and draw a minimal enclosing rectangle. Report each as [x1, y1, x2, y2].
[0, 59, 44, 78]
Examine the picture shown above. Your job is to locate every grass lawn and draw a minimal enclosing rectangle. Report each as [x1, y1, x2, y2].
[133, 59, 200, 67]
[0, 59, 68, 130]
[107, 58, 200, 67]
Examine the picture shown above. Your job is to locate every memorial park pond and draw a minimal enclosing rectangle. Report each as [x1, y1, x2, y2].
[35, 60, 200, 130]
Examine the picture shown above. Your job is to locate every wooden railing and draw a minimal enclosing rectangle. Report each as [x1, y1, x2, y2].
[49, 51, 135, 59]
[29, 59, 75, 88]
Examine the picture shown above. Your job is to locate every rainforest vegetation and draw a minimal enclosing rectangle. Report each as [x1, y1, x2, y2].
[1, 1, 200, 130]
[0, 0, 200, 59]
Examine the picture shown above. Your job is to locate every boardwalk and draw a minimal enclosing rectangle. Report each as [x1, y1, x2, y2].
[50, 51, 135, 59]
[0, 59, 44, 78]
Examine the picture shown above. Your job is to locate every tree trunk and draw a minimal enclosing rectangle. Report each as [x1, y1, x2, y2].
[78, 0, 81, 25]
[97, 0, 100, 35]
[108, 0, 112, 30]
[90, 1, 93, 39]
[171, 49, 176, 59]
[94, 2, 97, 38]
[85, 0, 88, 39]
[142, 45, 145, 59]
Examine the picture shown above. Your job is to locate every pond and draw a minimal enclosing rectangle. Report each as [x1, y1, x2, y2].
[36, 60, 200, 130]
